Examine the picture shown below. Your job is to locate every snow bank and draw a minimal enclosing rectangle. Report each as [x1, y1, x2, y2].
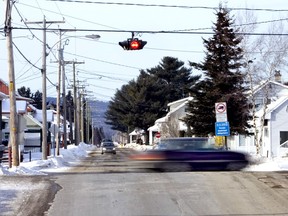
[0, 143, 96, 176]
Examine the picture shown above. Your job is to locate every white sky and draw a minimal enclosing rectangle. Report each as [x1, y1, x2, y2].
[1, 0, 288, 101]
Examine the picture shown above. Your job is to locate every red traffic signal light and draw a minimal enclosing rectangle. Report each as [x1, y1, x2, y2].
[119, 38, 147, 50]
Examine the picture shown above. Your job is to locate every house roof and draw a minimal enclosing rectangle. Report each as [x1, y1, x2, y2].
[167, 96, 193, 107]
[147, 124, 159, 132]
[24, 114, 43, 128]
[251, 80, 288, 96]
[0, 79, 33, 102]
[256, 96, 288, 119]
[0, 92, 8, 100]
[2, 99, 27, 114]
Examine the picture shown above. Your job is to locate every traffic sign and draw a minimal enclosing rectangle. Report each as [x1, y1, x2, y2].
[215, 121, 230, 136]
[216, 113, 227, 122]
[215, 102, 227, 114]
[155, 132, 161, 138]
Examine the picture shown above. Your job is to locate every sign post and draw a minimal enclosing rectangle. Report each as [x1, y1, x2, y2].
[49, 124, 59, 157]
[215, 102, 230, 149]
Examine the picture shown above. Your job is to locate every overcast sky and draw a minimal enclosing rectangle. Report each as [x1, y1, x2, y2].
[1, 0, 288, 101]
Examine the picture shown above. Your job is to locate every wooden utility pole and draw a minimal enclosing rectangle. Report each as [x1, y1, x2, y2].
[56, 32, 62, 156]
[42, 17, 48, 159]
[25, 19, 64, 159]
[5, 0, 19, 167]
[71, 61, 84, 145]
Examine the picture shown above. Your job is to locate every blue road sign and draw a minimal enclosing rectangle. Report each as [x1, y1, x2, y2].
[215, 121, 230, 136]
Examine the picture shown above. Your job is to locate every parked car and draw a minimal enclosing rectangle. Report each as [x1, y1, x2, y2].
[130, 137, 249, 171]
[101, 141, 116, 154]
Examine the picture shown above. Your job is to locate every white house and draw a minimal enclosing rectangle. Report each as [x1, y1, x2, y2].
[148, 79, 288, 158]
[228, 80, 288, 158]
[147, 97, 192, 144]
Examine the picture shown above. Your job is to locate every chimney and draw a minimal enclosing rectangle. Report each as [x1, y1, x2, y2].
[275, 70, 282, 83]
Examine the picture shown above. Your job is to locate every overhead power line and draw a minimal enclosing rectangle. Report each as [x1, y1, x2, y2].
[45, 1, 288, 12]
[10, 26, 288, 36]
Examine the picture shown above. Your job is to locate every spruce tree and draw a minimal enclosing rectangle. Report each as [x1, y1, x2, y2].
[185, 6, 251, 136]
[105, 56, 200, 135]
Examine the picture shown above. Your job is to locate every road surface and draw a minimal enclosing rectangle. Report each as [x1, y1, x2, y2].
[1, 147, 288, 216]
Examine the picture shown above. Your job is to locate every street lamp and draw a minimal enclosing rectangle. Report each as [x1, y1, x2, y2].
[48, 33, 100, 154]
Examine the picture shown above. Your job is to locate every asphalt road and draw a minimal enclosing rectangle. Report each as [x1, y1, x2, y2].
[2, 147, 288, 216]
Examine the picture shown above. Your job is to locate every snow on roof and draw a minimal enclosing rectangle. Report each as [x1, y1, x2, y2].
[167, 96, 193, 107]
[147, 124, 159, 132]
[155, 116, 167, 123]
[249, 80, 288, 96]
[25, 114, 43, 128]
[0, 91, 8, 100]
[256, 96, 288, 118]
[2, 99, 27, 114]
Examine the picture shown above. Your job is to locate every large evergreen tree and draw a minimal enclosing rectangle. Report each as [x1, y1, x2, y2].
[105, 56, 200, 135]
[18, 86, 32, 98]
[17, 86, 42, 109]
[32, 90, 43, 109]
[184, 6, 251, 136]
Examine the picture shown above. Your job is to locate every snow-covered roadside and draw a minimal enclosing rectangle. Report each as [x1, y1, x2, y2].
[0, 143, 96, 176]
[1, 142, 288, 175]
[121, 143, 288, 172]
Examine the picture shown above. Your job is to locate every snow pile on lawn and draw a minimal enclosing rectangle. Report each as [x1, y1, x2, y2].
[1, 142, 288, 175]
[0, 143, 96, 176]
[244, 155, 288, 171]
[122, 143, 155, 151]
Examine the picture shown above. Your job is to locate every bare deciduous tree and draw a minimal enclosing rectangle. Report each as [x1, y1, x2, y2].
[160, 117, 180, 138]
[237, 11, 288, 155]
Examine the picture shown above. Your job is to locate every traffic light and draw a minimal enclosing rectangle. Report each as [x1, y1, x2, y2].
[119, 38, 147, 50]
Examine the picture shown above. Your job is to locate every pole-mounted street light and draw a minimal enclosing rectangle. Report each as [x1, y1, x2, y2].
[48, 33, 100, 154]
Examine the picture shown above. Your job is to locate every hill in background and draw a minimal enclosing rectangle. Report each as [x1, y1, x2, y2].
[47, 97, 114, 138]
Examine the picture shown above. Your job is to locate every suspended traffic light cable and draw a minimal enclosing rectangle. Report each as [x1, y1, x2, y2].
[45, 1, 288, 12]
[10, 26, 288, 36]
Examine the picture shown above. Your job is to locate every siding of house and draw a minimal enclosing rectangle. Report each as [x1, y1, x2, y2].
[0, 79, 9, 95]
[269, 100, 288, 157]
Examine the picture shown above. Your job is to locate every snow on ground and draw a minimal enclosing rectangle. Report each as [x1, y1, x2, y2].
[1, 142, 288, 176]
[0, 142, 96, 175]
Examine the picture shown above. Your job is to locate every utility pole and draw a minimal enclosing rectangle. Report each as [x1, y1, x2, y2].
[56, 32, 62, 156]
[86, 103, 90, 143]
[5, 0, 19, 167]
[61, 50, 67, 149]
[42, 17, 48, 159]
[25, 19, 64, 159]
[72, 61, 84, 145]
[74, 82, 85, 143]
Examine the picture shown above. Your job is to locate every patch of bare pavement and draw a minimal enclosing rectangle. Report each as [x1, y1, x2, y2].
[1, 149, 288, 216]
[0, 175, 61, 216]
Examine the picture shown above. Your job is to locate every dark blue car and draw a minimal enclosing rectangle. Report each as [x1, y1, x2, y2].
[131, 137, 249, 171]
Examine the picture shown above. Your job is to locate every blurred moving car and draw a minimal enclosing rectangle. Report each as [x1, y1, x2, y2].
[130, 137, 249, 171]
[101, 141, 116, 154]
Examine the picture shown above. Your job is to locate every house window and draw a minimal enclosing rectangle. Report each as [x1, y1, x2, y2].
[239, 135, 246, 146]
[264, 119, 268, 126]
[264, 128, 269, 137]
[280, 131, 288, 146]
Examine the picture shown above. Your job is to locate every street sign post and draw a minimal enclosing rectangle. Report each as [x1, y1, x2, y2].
[49, 124, 59, 156]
